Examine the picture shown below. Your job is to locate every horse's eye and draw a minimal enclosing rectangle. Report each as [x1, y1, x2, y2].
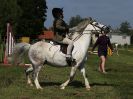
[95, 22, 98, 25]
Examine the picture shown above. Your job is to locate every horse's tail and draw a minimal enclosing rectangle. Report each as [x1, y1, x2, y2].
[9, 42, 31, 65]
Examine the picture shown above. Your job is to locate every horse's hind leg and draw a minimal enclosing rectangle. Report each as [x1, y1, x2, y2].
[33, 64, 43, 89]
[25, 64, 34, 86]
[60, 66, 78, 89]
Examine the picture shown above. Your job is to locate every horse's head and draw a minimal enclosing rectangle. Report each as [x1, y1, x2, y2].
[70, 17, 109, 34]
[87, 20, 110, 35]
[69, 17, 110, 40]
[84, 19, 111, 44]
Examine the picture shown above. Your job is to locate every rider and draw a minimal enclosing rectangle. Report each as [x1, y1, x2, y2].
[52, 8, 75, 64]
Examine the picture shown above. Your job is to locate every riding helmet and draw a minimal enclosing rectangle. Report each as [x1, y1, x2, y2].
[52, 8, 63, 18]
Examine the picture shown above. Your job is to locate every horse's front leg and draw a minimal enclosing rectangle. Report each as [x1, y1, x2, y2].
[60, 66, 78, 90]
[79, 65, 90, 90]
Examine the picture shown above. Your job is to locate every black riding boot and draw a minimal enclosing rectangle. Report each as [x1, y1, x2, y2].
[66, 56, 76, 66]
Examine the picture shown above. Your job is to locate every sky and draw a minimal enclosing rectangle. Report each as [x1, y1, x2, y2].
[44, 0, 133, 29]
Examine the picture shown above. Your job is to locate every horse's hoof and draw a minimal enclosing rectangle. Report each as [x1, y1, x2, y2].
[27, 83, 33, 86]
[37, 87, 43, 90]
[86, 87, 91, 91]
[60, 86, 65, 90]
[29, 83, 33, 87]
[27, 82, 33, 86]
[60, 87, 65, 90]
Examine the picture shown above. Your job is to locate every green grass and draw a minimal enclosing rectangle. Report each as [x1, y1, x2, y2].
[0, 49, 133, 99]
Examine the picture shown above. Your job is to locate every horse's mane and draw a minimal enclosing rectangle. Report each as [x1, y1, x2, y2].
[68, 18, 92, 40]
[69, 18, 91, 33]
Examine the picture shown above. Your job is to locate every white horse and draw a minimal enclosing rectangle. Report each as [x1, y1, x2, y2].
[13, 18, 107, 90]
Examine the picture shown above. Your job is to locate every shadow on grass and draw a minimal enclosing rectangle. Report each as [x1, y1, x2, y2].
[40, 81, 61, 87]
[39, 80, 117, 88]
[40, 80, 84, 88]
[106, 68, 118, 72]
[90, 82, 117, 87]
[0, 77, 13, 88]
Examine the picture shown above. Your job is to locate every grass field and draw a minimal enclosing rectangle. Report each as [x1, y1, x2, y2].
[0, 49, 133, 99]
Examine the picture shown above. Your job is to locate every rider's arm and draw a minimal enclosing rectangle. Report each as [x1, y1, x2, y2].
[56, 19, 68, 32]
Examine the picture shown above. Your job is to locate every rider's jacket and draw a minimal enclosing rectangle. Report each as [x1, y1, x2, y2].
[53, 18, 69, 41]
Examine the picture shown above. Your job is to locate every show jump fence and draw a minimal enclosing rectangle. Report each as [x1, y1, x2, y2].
[3, 23, 15, 64]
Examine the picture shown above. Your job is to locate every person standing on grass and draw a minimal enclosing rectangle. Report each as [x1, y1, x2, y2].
[92, 26, 113, 74]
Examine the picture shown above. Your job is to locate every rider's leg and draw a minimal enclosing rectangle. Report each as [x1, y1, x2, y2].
[62, 37, 74, 58]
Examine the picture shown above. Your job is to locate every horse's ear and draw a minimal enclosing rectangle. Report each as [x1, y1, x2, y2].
[87, 17, 92, 21]
[89, 17, 92, 21]
[88, 17, 93, 24]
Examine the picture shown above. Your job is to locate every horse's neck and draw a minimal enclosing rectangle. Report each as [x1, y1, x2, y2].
[74, 31, 91, 52]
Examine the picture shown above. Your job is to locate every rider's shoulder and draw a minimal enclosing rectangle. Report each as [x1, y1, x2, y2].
[55, 18, 63, 22]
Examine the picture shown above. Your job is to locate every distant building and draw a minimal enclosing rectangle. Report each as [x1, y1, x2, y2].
[91, 32, 131, 45]
[38, 30, 54, 41]
[108, 33, 131, 45]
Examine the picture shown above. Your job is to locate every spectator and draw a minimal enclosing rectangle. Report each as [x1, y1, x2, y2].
[92, 27, 113, 74]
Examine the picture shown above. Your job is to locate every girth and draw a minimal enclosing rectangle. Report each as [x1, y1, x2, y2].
[52, 40, 68, 54]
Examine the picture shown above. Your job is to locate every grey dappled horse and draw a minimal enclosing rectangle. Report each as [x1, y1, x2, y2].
[13, 18, 107, 90]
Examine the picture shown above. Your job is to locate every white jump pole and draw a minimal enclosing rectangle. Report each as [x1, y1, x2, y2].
[4, 23, 15, 64]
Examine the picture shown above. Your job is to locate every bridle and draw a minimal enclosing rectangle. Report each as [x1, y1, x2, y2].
[72, 22, 106, 41]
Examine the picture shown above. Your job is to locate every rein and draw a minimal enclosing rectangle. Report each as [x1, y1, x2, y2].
[72, 30, 92, 42]
[72, 24, 102, 42]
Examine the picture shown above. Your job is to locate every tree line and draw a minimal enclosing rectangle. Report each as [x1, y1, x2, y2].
[69, 15, 133, 36]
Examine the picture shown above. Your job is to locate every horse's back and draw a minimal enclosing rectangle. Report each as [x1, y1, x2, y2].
[28, 41, 67, 66]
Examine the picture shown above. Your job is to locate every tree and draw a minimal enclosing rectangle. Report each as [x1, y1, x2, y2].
[0, 0, 47, 39]
[0, 0, 22, 36]
[119, 21, 131, 35]
[69, 15, 84, 28]
[16, 0, 47, 38]
[119, 21, 133, 44]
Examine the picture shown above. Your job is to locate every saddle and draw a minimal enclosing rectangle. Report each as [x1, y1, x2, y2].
[51, 40, 76, 66]
[52, 40, 68, 54]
